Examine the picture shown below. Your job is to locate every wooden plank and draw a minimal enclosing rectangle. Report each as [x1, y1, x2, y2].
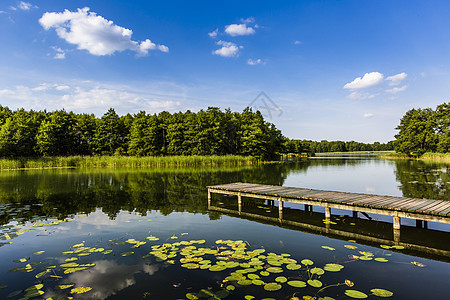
[427, 202, 450, 214]
[408, 199, 439, 212]
[418, 201, 449, 213]
[388, 198, 428, 210]
[438, 204, 450, 215]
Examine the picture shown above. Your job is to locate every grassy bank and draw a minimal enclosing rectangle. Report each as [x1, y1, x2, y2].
[0, 155, 259, 170]
[381, 152, 450, 161]
[315, 151, 394, 155]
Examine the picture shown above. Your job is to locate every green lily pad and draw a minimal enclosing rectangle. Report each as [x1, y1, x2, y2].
[345, 290, 368, 298]
[102, 250, 113, 254]
[324, 263, 344, 272]
[371, 288, 394, 297]
[244, 296, 255, 300]
[121, 251, 134, 257]
[226, 285, 235, 291]
[238, 279, 253, 286]
[260, 271, 270, 276]
[209, 265, 226, 272]
[264, 283, 282, 291]
[275, 276, 287, 283]
[344, 245, 358, 250]
[287, 280, 307, 288]
[0, 284, 7, 290]
[307, 279, 323, 287]
[33, 251, 45, 255]
[266, 266, 283, 273]
[182, 263, 200, 269]
[286, 263, 302, 270]
[310, 267, 325, 275]
[56, 283, 75, 290]
[321, 246, 335, 251]
[301, 259, 314, 265]
[186, 293, 199, 300]
[7, 290, 22, 298]
[252, 279, 265, 286]
[374, 258, 389, 262]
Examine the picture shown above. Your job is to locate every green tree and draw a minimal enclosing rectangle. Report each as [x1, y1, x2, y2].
[395, 108, 438, 156]
[435, 102, 449, 153]
[36, 110, 77, 156]
[92, 108, 126, 155]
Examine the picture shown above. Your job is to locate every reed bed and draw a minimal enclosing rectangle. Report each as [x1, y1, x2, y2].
[0, 155, 259, 170]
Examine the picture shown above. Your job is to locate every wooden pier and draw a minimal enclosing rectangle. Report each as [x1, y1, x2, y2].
[207, 182, 450, 240]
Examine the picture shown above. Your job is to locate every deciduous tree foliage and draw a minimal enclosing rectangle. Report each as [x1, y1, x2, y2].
[0, 106, 284, 159]
[394, 102, 449, 156]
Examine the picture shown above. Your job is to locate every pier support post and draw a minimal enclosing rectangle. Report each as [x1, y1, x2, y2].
[393, 215, 401, 230]
[207, 189, 211, 208]
[324, 205, 331, 219]
[424, 221, 428, 229]
[352, 211, 358, 218]
[278, 198, 283, 222]
[238, 193, 242, 213]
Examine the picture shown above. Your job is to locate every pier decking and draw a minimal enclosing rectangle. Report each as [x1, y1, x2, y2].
[207, 182, 450, 235]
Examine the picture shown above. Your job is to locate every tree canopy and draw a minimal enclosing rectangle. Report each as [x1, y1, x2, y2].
[394, 102, 449, 156]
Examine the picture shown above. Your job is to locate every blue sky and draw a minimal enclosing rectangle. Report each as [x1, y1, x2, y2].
[1, 0, 449, 142]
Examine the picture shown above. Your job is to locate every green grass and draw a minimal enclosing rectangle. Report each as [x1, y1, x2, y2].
[315, 151, 394, 155]
[0, 155, 259, 170]
[381, 152, 450, 161]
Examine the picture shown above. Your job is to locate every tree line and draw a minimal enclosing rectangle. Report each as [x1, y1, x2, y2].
[0, 106, 284, 160]
[394, 102, 449, 156]
[283, 139, 394, 155]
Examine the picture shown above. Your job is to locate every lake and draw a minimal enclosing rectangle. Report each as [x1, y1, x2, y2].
[0, 156, 449, 299]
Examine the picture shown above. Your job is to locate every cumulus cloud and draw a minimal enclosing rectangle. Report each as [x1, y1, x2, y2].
[247, 58, 265, 65]
[39, 7, 168, 56]
[385, 85, 408, 94]
[386, 72, 407, 86]
[213, 40, 241, 57]
[344, 72, 384, 90]
[363, 113, 374, 118]
[293, 40, 302, 45]
[208, 28, 218, 38]
[225, 23, 255, 36]
[0, 82, 181, 115]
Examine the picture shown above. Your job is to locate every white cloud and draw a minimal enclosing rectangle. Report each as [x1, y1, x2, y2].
[0, 82, 181, 115]
[39, 7, 168, 56]
[385, 85, 408, 94]
[51, 46, 66, 59]
[208, 28, 218, 38]
[344, 72, 384, 90]
[240, 17, 255, 24]
[386, 72, 407, 86]
[18, 2, 34, 10]
[55, 85, 70, 90]
[247, 58, 265, 65]
[294, 40, 302, 45]
[347, 91, 376, 100]
[213, 40, 240, 57]
[225, 23, 255, 36]
[9, 6, 17, 11]
[363, 113, 374, 118]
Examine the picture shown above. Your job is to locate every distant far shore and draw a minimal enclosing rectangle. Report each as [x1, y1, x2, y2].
[380, 152, 450, 161]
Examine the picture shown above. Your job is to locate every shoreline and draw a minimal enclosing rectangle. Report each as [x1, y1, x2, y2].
[0, 155, 261, 171]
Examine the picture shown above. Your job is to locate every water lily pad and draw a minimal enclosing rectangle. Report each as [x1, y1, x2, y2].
[71, 286, 92, 294]
[210, 265, 226, 272]
[252, 279, 265, 286]
[286, 263, 302, 270]
[0, 284, 7, 290]
[266, 267, 283, 273]
[226, 285, 235, 291]
[324, 263, 344, 272]
[345, 290, 368, 298]
[7, 290, 22, 298]
[344, 245, 358, 250]
[56, 283, 75, 290]
[371, 288, 394, 297]
[380, 245, 391, 249]
[264, 283, 282, 291]
[321, 246, 335, 251]
[374, 258, 389, 262]
[238, 279, 253, 286]
[301, 259, 314, 266]
[310, 267, 325, 275]
[248, 273, 260, 280]
[275, 276, 287, 283]
[287, 280, 307, 288]
[244, 296, 255, 300]
[307, 279, 323, 287]
[13, 257, 30, 263]
[121, 251, 134, 257]
[182, 263, 200, 269]
[103, 250, 113, 254]
[260, 271, 270, 276]
[65, 257, 78, 262]
[33, 250, 45, 255]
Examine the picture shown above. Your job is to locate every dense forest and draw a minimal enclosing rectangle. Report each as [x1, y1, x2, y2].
[0, 106, 284, 160]
[283, 139, 394, 155]
[394, 102, 449, 156]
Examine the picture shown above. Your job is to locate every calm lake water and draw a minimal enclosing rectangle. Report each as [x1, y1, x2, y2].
[0, 156, 449, 300]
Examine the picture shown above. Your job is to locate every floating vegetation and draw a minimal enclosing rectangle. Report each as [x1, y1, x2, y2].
[0, 212, 402, 300]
